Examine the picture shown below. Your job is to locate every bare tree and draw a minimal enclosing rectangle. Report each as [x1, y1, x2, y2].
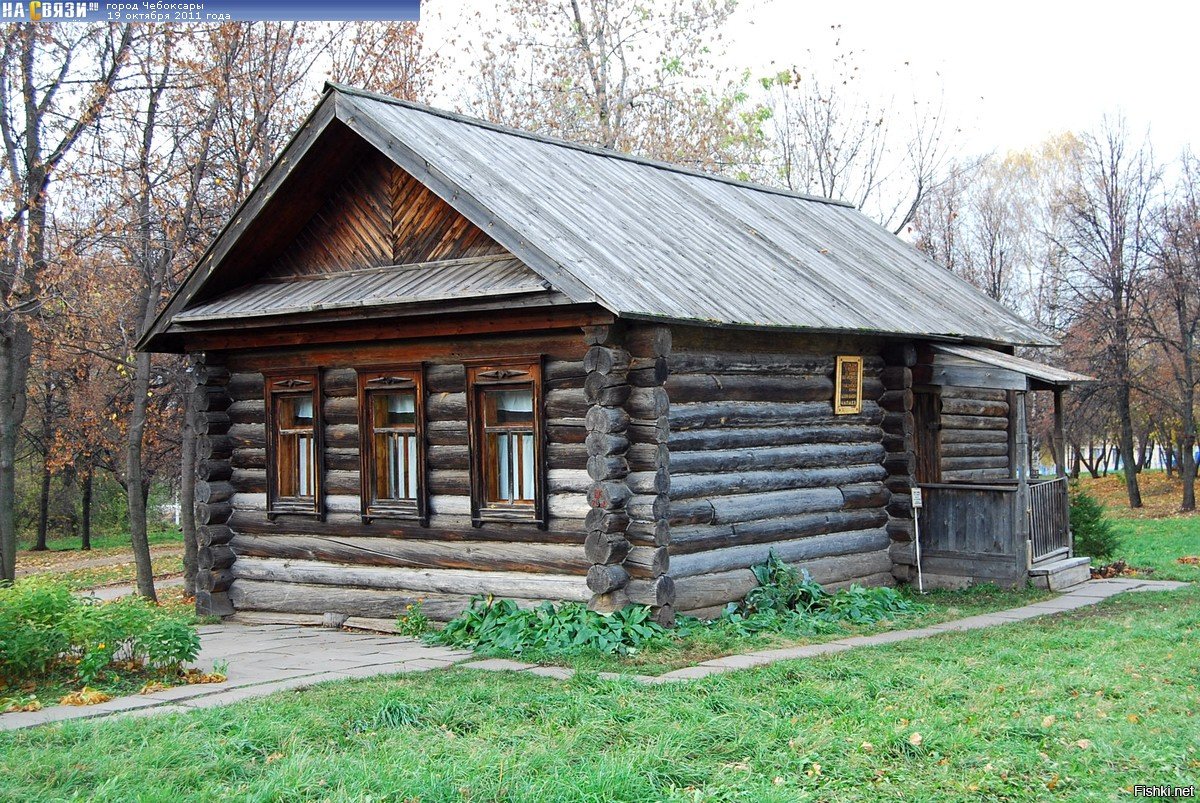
[759, 38, 954, 232]
[1055, 117, 1160, 509]
[0, 23, 131, 581]
[1142, 151, 1200, 510]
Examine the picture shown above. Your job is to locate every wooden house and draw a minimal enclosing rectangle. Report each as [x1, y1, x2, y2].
[140, 84, 1090, 627]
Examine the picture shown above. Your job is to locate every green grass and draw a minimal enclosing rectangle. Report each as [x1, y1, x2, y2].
[18, 529, 181, 553]
[1110, 515, 1200, 582]
[3, 585, 1196, 801]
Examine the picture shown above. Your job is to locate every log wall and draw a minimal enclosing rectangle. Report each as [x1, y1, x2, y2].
[214, 329, 592, 621]
[662, 327, 894, 616]
[938, 387, 1011, 482]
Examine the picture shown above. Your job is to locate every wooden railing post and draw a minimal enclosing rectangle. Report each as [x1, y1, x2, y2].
[1015, 392, 1032, 568]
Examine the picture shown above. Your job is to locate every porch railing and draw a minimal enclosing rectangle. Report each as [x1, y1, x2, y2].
[1028, 476, 1070, 563]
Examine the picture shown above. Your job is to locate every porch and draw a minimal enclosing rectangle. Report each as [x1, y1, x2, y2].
[912, 344, 1092, 590]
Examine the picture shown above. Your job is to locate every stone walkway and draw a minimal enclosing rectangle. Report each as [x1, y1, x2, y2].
[1, 577, 1187, 731]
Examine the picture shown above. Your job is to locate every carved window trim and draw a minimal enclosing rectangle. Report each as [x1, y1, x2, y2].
[465, 356, 547, 529]
[356, 364, 428, 525]
[264, 369, 324, 519]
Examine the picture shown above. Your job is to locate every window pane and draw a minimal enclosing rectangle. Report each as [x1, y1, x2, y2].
[279, 396, 314, 429]
[485, 389, 533, 426]
[373, 392, 415, 428]
[375, 431, 417, 502]
[279, 431, 315, 499]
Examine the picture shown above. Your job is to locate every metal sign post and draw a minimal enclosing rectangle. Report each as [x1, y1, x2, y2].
[911, 487, 925, 594]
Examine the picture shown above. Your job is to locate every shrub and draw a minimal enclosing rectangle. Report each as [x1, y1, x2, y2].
[395, 601, 429, 637]
[1069, 484, 1121, 562]
[430, 598, 671, 657]
[0, 578, 201, 688]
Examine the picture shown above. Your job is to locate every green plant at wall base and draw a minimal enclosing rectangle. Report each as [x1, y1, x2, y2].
[429, 598, 672, 657]
[0, 578, 202, 689]
[395, 601, 430, 637]
[1069, 484, 1121, 562]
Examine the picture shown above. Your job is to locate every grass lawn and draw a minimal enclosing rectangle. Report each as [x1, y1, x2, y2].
[1076, 473, 1200, 583]
[3, 584, 1196, 801]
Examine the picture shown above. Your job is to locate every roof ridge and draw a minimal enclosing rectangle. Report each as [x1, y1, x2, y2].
[324, 81, 856, 209]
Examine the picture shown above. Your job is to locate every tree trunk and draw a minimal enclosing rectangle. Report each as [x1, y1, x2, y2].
[1117, 387, 1142, 508]
[81, 466, 93, 551]
[33, 382, 55, 551]
[181, 370, 198, 597]
[127, 351, 157, 601]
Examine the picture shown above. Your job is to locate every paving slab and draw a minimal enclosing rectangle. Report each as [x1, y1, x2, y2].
[458, 658, 538, 672]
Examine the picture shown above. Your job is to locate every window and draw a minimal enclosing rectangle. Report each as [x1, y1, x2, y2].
[466, 358, 546, 527]
[265, 371, 322, 517]
[357, 367, 427, 523]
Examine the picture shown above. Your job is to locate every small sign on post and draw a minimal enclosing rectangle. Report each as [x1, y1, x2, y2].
[911, 487, 923, 508]
[834, 355, 863, 415]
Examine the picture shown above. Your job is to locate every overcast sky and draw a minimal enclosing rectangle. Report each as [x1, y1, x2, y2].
[426, 0, 1196, 160]
[723, 0, 1197, 158]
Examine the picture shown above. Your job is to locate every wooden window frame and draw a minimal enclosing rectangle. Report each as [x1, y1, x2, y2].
[357, 365, 428, 525]
[465, 356, 547, 529]
[264, 369, 324, 519]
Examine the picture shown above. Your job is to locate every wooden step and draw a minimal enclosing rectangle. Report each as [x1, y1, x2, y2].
[1028, 556, 1092, 591]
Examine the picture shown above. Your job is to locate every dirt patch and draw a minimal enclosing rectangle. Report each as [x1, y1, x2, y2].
[1091, 560, 1155, 579]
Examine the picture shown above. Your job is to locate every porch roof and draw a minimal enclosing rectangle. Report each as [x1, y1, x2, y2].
[929, 344, 1093, 391]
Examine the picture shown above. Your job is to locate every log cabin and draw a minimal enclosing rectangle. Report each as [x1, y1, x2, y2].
[140, 83, 1091, 628]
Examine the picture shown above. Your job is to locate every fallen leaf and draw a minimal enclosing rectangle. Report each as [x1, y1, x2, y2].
[1075, 739, 1092, 750]
[1042, 715, 1056, 728]
[1047, 774, 1060, 790]
[60, 687, 112, 706]
[860, 741, 875, 753]
[908, 732, 923, 747]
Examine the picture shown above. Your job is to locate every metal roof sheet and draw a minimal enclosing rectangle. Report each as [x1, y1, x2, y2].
[175, 256, 548, 322]
[337, 87, 1055, 346]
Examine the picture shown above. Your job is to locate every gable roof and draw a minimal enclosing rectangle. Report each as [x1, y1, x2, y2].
[140, 83, 1055, 351]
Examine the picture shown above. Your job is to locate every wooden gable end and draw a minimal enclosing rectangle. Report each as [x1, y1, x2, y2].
[264, 146, 509, 280]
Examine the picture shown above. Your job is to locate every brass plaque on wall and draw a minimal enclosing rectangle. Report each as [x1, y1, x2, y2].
[835, 356, 864, 415]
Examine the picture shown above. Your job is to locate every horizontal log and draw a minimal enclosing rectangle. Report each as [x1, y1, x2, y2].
[426, 363, 465, 393]
[625, 418, 669, 446]
[427, 420, 467, 446]
[196, 364, 230, 386]
[228, 423, 265, 450]
[428, 392, 466, 421]
[940, 397, 1009, 417]
[582, 324, 619, 347]
[584, 378, 631, 406]
[669, 442, 884, 475]
[587, 454, 629, 481]
[941, 414, 1009, 431]
[546, 388, 589, 419]
[324, 396, 358, 425]
[669, 507, 889, 555]
[881, 411, 914, 437]
[624, 546, 668, 578]
[326, 424, 359, 449]
[887, 517, 915, 542]
[197, 525, 234, 548]
[669, 486, 846, 527]
[941, 386, 1007, 402]
[195, 412, 231, 436]
[626, 494, 670, 523]
[665, 374, 834, 404]
[584, 346, 630, 375]
[878, 389, 912, 413]
[227, 399, 265, 425]
[585, 507, 630, 535]
[231, 558, 589, 602]
[940, 428, 1008, 444]
[325, 448, 359, 472]
[627, 443, 667, 472]
[227, 509, 584, 544]
[624, 574, 674, 607]
[231, 448, 265, 470]
[628, 357, 668, 387]
[323, 368, 356, 397]
[940, 442, 1009, 458]
[197, 459, 232, 483]
[673, 548, 892, 612]
[625, 386, 669, 418]
[227, 372, 263, 402]
[588, 481, 631, 510]
[624, 325, 671, 358]
[584, 532, 631, 564]
[879, 366, 912, 391]
[326, 469, 360, 496]
[841, 482, 890, 510]
[941, 468, 1011, 482]
[625, 468, 670, 495]
[585, 432, 629, 457]
[625, 518, 670, 547]
[197, 501, 231, 526]
[671, 401, 832, 430]
[667, 424, 882, 452]
[585, 405, 629, 434]
[229, 579, 474, 621]
[586, 564, 630, 593]
[668, 464, 886, 502]
[199, 544, 235, 572]
[197, 481, 236, 505]
[884, 451, 915, 477]
[193, 385, 232, 413]
[210, 568, 234, 594]
[666, 352, 836, 375]
[230, 532, 588, 574]
[231, 469, 266, 494]
[941, 455, 1009, 472]
[670, 529, 890, 580]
